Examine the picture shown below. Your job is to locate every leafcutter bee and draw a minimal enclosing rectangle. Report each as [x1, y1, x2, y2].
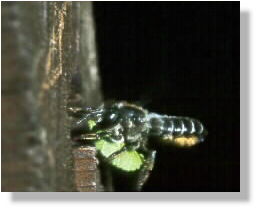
[69, 101, 207, 191]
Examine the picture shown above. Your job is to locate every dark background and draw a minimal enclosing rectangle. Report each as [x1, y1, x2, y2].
[93, 2, 240, 191]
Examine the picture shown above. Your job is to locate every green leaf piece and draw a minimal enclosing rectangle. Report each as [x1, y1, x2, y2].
[111, 150, 144, 172]
[95, 139, 124, 158]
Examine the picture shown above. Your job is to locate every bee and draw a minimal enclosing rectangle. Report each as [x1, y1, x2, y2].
[69, 101, 207, 191]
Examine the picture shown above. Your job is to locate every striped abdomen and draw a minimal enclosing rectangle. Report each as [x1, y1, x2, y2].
[148, 113, 207, 141]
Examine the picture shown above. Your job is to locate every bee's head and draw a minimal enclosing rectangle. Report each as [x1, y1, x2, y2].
[71, 107, 120, 137]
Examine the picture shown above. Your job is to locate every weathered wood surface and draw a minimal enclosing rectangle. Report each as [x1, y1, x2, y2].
[2, 2, 102, 192]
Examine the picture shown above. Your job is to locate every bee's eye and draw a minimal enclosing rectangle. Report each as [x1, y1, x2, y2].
[98, 111, 119, 129]
[106, 112, 119, 123]
[109, 113, 118, 121]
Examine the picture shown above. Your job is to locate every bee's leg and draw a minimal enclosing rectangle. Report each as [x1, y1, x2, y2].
[71, 133, 98, 142]
[68, 107, 87, 118]
[135, 150, 156, 191]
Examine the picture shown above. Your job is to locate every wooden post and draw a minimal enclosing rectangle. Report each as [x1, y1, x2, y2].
[2, 2, 102, 192]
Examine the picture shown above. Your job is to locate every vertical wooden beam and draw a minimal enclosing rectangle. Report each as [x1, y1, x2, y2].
[2, 2, 102, 192]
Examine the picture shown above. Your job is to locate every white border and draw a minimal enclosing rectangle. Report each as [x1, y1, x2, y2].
[1, 0, 256, 208]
